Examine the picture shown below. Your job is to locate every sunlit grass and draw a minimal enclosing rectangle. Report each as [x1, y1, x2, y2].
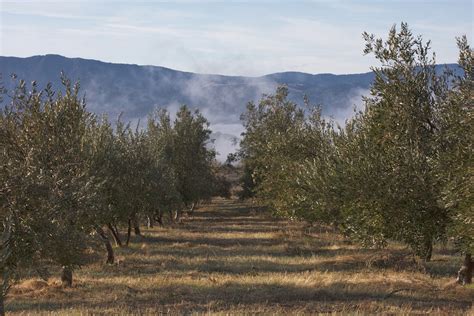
[6, 199, 473, 315]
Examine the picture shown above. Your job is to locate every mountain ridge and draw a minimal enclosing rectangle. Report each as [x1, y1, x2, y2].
[2, 54, 375, 77]
[0, 54, 458, 159]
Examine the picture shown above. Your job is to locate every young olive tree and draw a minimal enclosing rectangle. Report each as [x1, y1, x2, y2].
[352, 23, 451, 261]
[239, 87, 338, 223]
[146, 109, 182, 224]
[82, 115, 118, 263]
[437, 36, 473, 283]
[239, 87, 305, 213]
[0, 76, 99, 295]
[105, 120, 152, 242]
[171, 106, 216, 217]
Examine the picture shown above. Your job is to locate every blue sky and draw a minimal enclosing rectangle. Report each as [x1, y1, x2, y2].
[1, 0, 472, 76]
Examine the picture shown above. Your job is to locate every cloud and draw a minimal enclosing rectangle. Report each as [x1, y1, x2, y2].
[1, 2, 376, 76]
[324, 1, 388, 14]
[3, 1, 468, 76]
[103, 23, 181, 37]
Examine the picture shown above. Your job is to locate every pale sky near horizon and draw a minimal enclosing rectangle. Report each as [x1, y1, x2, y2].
[0, 0, 472, 76]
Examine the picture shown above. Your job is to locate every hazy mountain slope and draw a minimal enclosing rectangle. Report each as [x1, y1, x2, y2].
[0, 54, 457, 159]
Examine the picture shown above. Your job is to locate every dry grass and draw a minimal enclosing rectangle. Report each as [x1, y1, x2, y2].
[6, 199, 474, 315]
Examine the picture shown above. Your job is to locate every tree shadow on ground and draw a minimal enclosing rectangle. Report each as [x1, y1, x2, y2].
[7, 280, 472, 314]
[143, 235, 284, 248]
[8, 200, 470, 314]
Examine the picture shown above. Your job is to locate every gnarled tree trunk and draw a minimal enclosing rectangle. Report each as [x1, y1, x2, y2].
[0, 293, 4, 316]
[188, 202, 196, 215]
[126, 219, 132, 246]
[107, 223, 122, 247]
[422, 238, 433, 262]
[0, 219, 11, 316]
[61, 266, 73, 287]
[173, 209, 181, 223]
[155, 212, 164, 227]
[132, 215, 141, 236]
[147, 216, 153, 228]
[457, 253, 472, 285]
[95, 227, 114, 264]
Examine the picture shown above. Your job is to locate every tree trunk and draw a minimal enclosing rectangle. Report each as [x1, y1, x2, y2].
[147, 216, 153, 228]
[61, 266, 73, 287]
[188, 202, 196, 215]
[95, 227, 114, 264]
[173, 209, 181, 222]
[0, 272, 8, 316]
[0, 220, 11, 316]
[457, 253, 473, 285]
[126, 219, 132, 246]
[132, 215, 141, 236]
[0, 293, 4, 316]
[423, 239, 433, 262]
[107, 223, 122, 247]
[155, 213, 163, 226]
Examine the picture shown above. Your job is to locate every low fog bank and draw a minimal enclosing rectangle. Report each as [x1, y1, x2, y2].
[0, 55, 399, 161]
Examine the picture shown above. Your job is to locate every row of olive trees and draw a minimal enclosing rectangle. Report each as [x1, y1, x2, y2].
[238, 24, 472, 283]
[0, 75, 226, 314]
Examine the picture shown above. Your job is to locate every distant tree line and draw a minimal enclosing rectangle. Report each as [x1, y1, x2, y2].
[0, 75, 230, 314]
[237, 24, 472, 284]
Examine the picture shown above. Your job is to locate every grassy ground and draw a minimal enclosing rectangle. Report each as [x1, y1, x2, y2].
[6, 199, 474, 315]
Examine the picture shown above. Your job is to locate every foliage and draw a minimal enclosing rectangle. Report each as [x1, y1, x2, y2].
[0, 76, 223, 302]
[437, 36, 473, 255]
[0, 77, 96, 288]
[238, 24, 472, 263]
[239, 87, 324, 218]
[171, 106, 216, 207]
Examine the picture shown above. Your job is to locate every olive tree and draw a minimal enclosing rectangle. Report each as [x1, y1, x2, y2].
[0, 76, 98, 293]
[171, 106, 216, 217]
[146, 109, 182, 224]
[239, 87, 337, 223]
[437, 36, 473, 283]
[349, 23, 451, 260]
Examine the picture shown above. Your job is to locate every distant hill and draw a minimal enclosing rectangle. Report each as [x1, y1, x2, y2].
[0, 54, 458, 159]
